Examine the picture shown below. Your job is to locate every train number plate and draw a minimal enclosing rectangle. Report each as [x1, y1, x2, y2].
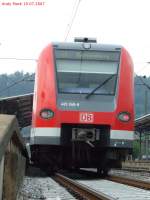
[80, 113, 94, 123]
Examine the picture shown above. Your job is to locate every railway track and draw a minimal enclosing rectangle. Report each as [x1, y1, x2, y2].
[110, 169, 150, 184]
[54, 173, 115, 200]
[121, 167, 150, 173]
[17, 167, 76, 200]
[107, 174, 150, 190]
[18, 167, 150, 200]
[54, 171, 150, 200]
[80, 167, 150, 184]
[79, 168, 150, 190]
[76, 178, 150, 200]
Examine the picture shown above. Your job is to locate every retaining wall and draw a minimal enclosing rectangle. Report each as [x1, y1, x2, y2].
[0, 114, 27, 200]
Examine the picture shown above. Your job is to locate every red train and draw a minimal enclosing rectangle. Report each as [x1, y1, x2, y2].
[30, 38, 134, 174]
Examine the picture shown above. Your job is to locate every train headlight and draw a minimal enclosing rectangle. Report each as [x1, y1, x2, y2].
[118, 112, 130, 122]
[40, 109, 54, 119]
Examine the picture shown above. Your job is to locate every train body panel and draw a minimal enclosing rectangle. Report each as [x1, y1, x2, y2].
[30, 38, 134, 172]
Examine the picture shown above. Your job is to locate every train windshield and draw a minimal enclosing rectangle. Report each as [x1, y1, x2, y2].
[55, 49, 120, 95]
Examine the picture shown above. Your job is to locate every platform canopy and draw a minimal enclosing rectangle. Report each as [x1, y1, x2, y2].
[0, 93, 33, 128]
[135, 114, 150, 133]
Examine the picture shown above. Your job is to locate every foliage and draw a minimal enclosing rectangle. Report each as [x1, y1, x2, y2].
[132, 140, 140, 159]
[0, 71, 34, 97]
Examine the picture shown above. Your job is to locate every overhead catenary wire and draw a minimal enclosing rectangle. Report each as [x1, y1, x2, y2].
[64, 0, 82, 41]
[135, 62, 150, 74]
[0, 57, 37, 61]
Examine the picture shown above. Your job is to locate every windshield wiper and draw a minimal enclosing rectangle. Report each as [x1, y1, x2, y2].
[85, 74, 116, 99]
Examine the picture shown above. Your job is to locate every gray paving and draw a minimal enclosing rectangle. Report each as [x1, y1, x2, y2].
[17, 176, 76, 200]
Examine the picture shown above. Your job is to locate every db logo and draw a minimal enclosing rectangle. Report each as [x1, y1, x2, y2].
[80, 113, 94, 123]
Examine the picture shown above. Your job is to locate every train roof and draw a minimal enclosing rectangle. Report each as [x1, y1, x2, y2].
[52, 41, 122, 52]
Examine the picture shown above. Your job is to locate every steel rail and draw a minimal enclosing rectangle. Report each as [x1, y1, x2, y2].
[107, 175, 150, 190]
[54, 173, 116, 200]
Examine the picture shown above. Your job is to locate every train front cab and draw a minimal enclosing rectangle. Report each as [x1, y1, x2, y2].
[30, 39, 134, 173]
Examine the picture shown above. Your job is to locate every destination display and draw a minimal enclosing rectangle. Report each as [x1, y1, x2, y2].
[55, 49, 120, 61]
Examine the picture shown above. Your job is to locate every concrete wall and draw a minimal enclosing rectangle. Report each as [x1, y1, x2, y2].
[0, 157, 4, 200]
[0, 115, 27, 200]
[122, 160, 150, 170]
[3, 141, 26, 200]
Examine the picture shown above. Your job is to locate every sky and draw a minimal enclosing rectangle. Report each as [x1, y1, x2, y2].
[0, 0, 150, 75]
